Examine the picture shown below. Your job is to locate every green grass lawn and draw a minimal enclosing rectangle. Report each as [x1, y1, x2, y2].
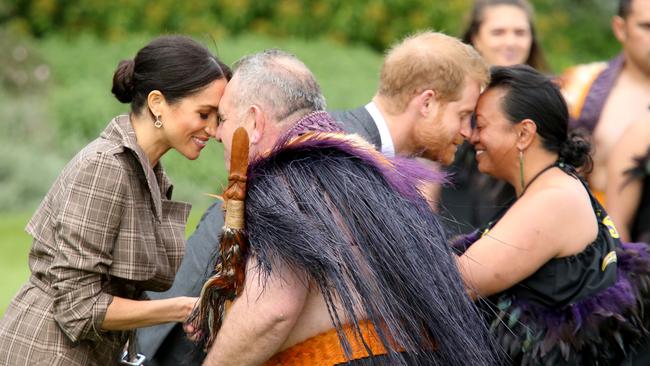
[0, 212, 32, 316]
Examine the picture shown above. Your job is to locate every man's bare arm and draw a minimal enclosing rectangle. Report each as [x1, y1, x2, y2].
[202, 258, 308, 366]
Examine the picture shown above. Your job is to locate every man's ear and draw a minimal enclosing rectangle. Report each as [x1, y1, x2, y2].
[516, 119, 537, 150]
[147, 90, 165, 118]
[417, 89, 438, 117]
[612, 15, 626, 43]
[249, 105, 266, 145]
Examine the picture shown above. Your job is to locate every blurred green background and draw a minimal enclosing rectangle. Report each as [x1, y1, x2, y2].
[0, 0, 619, 314]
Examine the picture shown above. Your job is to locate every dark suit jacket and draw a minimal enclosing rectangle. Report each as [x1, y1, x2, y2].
[330, 106, 381, 149]
[135, 200, 223, 366]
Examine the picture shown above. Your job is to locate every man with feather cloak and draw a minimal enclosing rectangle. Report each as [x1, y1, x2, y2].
[188, 47, 499, 366]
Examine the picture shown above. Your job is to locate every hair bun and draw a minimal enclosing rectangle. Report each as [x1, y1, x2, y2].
[559, 130, 592, 170]
[111, 59, 135, 103]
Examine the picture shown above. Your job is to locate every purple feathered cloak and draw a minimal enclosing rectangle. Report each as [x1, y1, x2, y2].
[237, 111, 499, 366]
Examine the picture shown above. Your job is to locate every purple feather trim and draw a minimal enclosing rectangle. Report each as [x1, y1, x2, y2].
[449, 230, 481, 254]
[512, 268, 636, 336]
[250, 111, 447, 203]
[618, 242, 650, 275]
[489, 241, 650, 363]
[280, 110, 343, 138]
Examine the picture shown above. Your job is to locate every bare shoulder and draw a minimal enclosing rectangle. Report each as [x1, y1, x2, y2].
[515, 178, 586, 213]
[486, 183, 570, 247]
[514, 174, 597, 253]
[506, 174, 594, 234]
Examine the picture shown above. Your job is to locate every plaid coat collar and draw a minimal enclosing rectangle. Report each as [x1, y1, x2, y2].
[100, 114, 173, 222]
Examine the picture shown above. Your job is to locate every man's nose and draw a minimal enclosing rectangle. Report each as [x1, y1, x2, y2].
[214, 123, 223, 143]
[460, 118, 472, 140]
[205, 118, 218, 138]
[468, 127, 479, 145]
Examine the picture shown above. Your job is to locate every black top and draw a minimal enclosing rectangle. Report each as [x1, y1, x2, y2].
[482, 164, 619, 308]
[464, 164, 650, 365]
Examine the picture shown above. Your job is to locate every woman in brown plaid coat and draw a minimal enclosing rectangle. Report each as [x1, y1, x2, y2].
[0, 35, 230, 365]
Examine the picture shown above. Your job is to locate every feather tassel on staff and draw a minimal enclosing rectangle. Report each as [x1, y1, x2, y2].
[186, 127, 250, 350]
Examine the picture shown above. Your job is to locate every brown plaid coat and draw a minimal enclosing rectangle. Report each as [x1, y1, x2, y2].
[0, 115, 191, 365]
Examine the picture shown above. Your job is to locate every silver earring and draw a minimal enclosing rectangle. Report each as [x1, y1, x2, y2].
[154, 115, 163, 128]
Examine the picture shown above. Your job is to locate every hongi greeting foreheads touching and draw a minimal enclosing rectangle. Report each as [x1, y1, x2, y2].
[190, 105, 497, 366]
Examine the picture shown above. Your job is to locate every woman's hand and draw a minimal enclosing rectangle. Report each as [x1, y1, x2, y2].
[102, 296, 199, 331]
[176, 296, 199, 322]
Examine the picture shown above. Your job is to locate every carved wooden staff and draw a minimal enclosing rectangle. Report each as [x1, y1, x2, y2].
[186, 126, 250, 350]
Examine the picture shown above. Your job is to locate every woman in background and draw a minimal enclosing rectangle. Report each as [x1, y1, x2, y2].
[441, 0, 549, 235]
[455, 65, 650, 365]
[0, 35, 230, 365]
[462, 0, 547, 70]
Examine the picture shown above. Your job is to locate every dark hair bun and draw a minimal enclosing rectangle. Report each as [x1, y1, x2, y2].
[559, 130, 592, 170]
[111, 59, 135, 103]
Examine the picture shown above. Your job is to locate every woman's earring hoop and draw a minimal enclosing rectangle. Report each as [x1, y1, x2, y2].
[154, 115, 163, 129]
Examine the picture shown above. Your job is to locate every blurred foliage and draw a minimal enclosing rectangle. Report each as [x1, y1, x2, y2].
[533, 0, 618, 69]
[1, 0, 619, 71]
[0, 84, 64, 211]
[0, 29, 50, 93]
[0, 141, 65, 211]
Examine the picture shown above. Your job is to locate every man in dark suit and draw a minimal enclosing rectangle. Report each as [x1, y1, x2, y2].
[331, 31, 489, 167]
[135, 200, 223, 365]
